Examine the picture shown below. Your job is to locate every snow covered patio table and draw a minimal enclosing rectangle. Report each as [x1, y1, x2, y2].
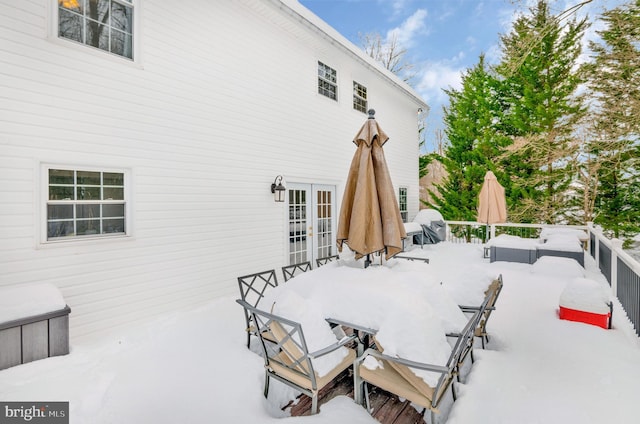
[262, 259, 497, 389]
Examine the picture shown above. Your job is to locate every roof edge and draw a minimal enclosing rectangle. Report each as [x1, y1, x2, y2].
[273, 0, 429, 111]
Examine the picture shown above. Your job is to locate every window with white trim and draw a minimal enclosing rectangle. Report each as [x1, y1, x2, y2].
[57, 0, 135, 60]
[318, 61, 337, 100]
[353, 81, 367, 113]
[399, 187, 408, 223]
[46, 167, 127, 240]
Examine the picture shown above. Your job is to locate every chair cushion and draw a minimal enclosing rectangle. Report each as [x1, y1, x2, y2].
[373, 337, 435, 400]
[359, 359, 433, 410]
[247, 324, 277, 343]
[268, 321, 310, 374]
[269, 348, 356, 390]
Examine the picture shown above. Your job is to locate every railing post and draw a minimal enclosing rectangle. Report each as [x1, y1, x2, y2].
[592, 224, 600, 268]
[490, 224, 496, 240]
[610, 238, 622, 297]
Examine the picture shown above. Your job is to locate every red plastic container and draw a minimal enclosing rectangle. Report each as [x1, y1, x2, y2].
[559, 306, 610, 329]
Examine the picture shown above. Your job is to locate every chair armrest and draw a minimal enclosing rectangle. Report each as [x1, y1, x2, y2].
[459, 305, 495, 312]
[394, 255, 430, 263]
[358, 348, 449, 374]
[325, 318, 378, 336]
[308, 334, 358, 358]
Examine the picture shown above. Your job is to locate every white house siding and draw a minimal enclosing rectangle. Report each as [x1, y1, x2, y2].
[0, 0, 428, 341]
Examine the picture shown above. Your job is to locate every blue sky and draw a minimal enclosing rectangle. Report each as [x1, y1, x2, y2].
[298, 0, 619, 152]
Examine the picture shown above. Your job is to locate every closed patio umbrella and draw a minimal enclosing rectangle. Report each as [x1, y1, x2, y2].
[337, 109, 406, 267]
[477, 170, 507, 224]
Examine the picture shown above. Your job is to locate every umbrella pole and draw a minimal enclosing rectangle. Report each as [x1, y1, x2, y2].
[364, 254, 371, 268]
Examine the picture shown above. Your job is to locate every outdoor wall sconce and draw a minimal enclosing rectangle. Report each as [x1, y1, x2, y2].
[271, 175, 286, 202]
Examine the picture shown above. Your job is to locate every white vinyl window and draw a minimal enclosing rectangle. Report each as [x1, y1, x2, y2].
[318, 61, 337, 100]
[57, 0, 135, 60]
[353, 81, 367, 113]
[45, 167, 128, 241]
[399, 187, 408, 223]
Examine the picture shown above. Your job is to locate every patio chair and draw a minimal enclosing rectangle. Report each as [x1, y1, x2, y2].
[354, 310, 481, 424]
[393, 255, 430, 264]
[458, 274, 503, 349]
[281, 261, 312, 282]
[447, 291, 492, 381]
[236, 299, 357, 415]
[237, 269, 279, 348]
[316, 255, 339, 267]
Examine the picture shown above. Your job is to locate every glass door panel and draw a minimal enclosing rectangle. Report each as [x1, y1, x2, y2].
[286, 184, 336, 265]
[313, 185, 336, 260]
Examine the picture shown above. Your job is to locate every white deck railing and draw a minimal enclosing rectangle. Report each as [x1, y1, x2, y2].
[443, 220, 640, 336]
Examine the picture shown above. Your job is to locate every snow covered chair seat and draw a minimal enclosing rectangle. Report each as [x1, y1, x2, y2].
[0, 283, 70, 370]
[354, 309, 482, 424]
[458, 274, 504, 349]
[236, 299, 357, 415]
[559, 278, 612, 329]
[403, 222, 424, 250]
[487, 234, 540, 264]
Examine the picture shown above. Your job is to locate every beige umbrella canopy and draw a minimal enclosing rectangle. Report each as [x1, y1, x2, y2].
[477, 170, 507, 224]
[337, 110, 406, 266]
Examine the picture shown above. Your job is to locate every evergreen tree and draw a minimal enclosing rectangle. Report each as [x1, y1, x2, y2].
[585, 0, 640, 243]
[496, 0, 588, 224]
[430, 55, 510, 221]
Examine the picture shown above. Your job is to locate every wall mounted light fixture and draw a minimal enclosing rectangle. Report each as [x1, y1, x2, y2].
[271, 175, 286, 202]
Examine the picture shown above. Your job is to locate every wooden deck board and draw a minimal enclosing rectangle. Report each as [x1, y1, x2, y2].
[285, 369, 426, 423]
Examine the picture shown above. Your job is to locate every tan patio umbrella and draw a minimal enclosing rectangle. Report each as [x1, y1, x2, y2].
[477, 170, 507, 224]
[337, 109, 406, 266]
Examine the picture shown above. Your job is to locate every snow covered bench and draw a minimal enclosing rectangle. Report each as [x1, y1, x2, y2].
[0, 284, 71, 370]
[559, 278, 612, 329]
[539, 227, 588, 243]
[536, 233, 585, 267]
[486, 234, 540, 264]
[487, 232, 586, 267]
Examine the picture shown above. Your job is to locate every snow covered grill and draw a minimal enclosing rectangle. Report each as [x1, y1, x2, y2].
[0, 284, 71, 370]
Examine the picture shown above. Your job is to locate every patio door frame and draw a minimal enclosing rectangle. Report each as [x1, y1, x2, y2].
[286, 183, 337, 266]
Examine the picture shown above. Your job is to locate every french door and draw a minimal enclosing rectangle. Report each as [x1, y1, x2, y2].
[287, 183, 337, 265]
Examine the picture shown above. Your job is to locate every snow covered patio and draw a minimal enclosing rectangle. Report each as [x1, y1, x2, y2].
[1, 242, 640, 423]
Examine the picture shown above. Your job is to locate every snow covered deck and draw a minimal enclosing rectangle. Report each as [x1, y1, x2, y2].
[0, 243, 639, 423]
